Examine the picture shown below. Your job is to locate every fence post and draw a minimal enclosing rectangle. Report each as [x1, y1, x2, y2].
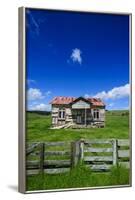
[80, 139, 84, 162]
[71, 141, 80, 168]
[112, 139, 118, 166]
[39, 142, 45, 174]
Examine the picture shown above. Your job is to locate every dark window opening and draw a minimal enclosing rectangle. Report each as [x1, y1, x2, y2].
[59, 109, 65, 119]
[93, 109, 99, 119]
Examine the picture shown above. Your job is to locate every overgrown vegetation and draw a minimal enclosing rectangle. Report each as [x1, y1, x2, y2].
[27, 164, 130, 191]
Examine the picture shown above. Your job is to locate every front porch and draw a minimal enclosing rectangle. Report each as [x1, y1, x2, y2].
[71, 109, 105, 128]
[72, 109, 92, 126]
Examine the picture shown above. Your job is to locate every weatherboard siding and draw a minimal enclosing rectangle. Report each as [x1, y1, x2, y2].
[72, 100, 90, 109]
[51, 107, 105, 127]
[99, 109, 105, 121]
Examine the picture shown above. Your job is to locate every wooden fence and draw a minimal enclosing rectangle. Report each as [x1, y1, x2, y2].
[26, 139, 130, 175]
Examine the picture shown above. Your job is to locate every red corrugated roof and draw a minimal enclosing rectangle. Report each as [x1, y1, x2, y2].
[50, 96, 105, 106]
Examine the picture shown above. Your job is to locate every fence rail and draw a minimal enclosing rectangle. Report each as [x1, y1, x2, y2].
[26, 139, 130, 175]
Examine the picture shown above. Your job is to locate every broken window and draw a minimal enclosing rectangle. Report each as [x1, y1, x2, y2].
[93, 109, 99, 119]
[59, 109, 65, 119]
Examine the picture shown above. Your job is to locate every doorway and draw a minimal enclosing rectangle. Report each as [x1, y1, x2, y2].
[76, 115, 82, 124]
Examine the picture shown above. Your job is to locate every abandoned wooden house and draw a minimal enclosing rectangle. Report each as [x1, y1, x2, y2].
[50, 96, 105, 129]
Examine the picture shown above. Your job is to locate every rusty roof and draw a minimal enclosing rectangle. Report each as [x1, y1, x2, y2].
[50, 96, 105, 107]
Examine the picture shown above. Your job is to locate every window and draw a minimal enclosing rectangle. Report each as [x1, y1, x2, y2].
[93, 109, 99, 119]
[59, 109, 65, 119]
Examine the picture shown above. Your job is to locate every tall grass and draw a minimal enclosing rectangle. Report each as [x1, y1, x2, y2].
[109, 164, 130, 185]
[26, 164, 130, 191]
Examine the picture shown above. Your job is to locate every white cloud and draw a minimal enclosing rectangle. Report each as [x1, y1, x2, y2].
[29, 103, 51, 111]
[94, 84, 130, 100]
[27, 79, 36, 85]
[108, 103, 114, 107]
[27, 10, 46, 36]
[84, 94, 91, 98]
[27, 88, 44, 101]
[45, 91, 52, 96]
[27, 11, 40, 35]
[27, 87, 52, 101]
[70, 48, 82, 64]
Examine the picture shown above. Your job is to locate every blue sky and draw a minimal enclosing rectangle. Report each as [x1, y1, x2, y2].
[26, 9, 130, 111]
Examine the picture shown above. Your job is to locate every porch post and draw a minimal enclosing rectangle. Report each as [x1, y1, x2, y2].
[85, 107, 87, 127]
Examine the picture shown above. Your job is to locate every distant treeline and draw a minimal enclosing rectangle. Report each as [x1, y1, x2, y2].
[106, 110, 129, 116]
[27, 110, 51, 115]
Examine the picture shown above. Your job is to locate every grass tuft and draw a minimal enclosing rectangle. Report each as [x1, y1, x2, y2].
[109, 164, 130, 185]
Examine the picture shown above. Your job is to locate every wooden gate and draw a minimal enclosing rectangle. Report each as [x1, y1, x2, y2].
[26, 139, 130, 175]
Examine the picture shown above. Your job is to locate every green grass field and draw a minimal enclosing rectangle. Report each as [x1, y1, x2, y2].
[26, 110, 129, 142]
[26, 110, 130, 191]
